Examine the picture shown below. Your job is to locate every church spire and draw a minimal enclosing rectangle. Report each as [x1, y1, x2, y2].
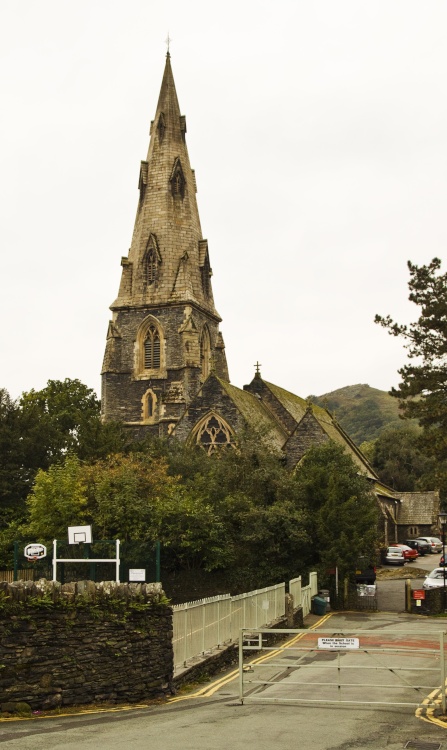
[102, 56, 229, 433]
[112, 54, 219, 319]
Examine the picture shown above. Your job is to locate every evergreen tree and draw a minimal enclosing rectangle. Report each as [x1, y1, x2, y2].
[293, 442, 379, 581]
[376, 258, 447, 493]
[363, 426, 436, 491]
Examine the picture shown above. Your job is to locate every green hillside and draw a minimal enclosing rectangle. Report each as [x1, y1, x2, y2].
[312, 384, 417, 446]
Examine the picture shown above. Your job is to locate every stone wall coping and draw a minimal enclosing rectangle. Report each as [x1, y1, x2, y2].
[0, 579, 165, 605]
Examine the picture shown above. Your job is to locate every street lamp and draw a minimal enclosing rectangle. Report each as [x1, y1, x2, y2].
[439, 512, 447, 613]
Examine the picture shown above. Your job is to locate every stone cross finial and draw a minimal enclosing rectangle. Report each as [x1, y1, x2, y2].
[254, 361, 262, 377]
[165, 33, 172, 54]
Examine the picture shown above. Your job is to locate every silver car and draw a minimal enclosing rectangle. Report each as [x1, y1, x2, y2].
[415, 536, 443, 553]
[384, 547, 405, 566]
[423, 568, 447, 590]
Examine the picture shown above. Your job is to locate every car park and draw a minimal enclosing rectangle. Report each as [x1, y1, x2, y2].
[384, 547, 405, 566]
[415, 536, 443, 553]
[405, 538, 430, 556]
[390, 543, 418, 561]
[423, 568, 447, 590]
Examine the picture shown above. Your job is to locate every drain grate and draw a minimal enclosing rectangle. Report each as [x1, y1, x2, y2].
[404, 742, 442, 750]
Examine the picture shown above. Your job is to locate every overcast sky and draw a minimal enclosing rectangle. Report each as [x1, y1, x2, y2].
[1, 0, 446, 402]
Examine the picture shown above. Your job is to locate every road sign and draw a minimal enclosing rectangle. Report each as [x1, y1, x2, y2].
[318, 637, 359, 649]
[24, 543, 47, 560]
[412, 589, 426, 600]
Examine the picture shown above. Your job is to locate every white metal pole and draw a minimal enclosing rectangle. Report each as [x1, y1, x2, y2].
[184, 605, 188, 667]
[52, 540, 57, 582]
[116, 539, 120, 583]
[441, 631, 446, 715]
[238, 629, 244, 705]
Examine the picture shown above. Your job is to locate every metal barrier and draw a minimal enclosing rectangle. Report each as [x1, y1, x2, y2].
[173, 582, 286, 671]
[289, 572, 318, 617]
[238, 626, 447, 711]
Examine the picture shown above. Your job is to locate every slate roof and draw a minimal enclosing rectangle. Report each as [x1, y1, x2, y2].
[261, 380, 377, 480]
[217, 379, 288, 452]
[397, 491, 440, 525]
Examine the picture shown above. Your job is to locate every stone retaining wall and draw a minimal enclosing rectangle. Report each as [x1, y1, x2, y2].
[0, 579, 173, 713]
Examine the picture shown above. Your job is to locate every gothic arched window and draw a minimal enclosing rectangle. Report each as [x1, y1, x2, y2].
[142, 388, 157, 423]
[193, 413, 233, 455]
[143, 234, 161, 288]
[144, 325, 161, 369]
[170, 158, 185, 199]
[146, 248, 157, 285]
[135, 315, 165, 379]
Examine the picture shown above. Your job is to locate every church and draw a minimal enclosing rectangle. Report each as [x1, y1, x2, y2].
[101, 53, 439, 545]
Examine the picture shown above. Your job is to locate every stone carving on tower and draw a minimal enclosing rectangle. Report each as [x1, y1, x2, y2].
[101, 53, 229, 436]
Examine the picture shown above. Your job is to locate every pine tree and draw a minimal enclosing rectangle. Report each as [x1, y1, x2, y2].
[375, 258, 447, 493]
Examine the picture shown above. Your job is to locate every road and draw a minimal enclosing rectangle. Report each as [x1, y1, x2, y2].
[1, 611, 447, 750]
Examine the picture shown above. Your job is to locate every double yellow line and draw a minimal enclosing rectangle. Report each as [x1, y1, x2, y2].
[169, 613, 333, 702]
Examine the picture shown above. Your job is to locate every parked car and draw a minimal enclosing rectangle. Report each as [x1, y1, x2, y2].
[423, 568, 447, 590]
[415, 536, 443, 553]
[384, 547, 405, 566]
[405, 538, 430, 556]
[390, 543, 418, 561]
[355, 556, 377, 585]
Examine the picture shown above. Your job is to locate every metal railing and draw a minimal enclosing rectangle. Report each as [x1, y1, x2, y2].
[289, 572, 318, 616]
[173, 582, 286, 671]
[173, 574, 319, 672]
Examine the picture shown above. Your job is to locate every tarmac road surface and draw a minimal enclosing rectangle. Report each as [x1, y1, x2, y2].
[1, 611, 447, 750]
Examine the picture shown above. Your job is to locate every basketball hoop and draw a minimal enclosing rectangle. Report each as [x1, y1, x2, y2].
[28, 556, 39, 563]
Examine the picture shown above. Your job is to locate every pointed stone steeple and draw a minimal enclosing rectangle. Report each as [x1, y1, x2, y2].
[112, 53, 219, 316]
[102, 55, 229, 436]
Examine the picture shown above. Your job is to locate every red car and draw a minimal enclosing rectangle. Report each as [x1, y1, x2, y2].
[390, 543, 418, 561]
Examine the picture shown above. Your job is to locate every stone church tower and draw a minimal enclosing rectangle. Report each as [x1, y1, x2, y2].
[101, 53, 229, 436]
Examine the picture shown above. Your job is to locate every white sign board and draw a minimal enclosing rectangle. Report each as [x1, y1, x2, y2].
[318, 637, 359, 650]
[24, 543, 47, 559]
[68, 525, 92, 544]
[129, 569, 146, 582]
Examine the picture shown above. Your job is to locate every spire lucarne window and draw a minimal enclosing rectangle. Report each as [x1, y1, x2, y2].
[144, 325, 161, 369]
[170, 158, 185, 199]
[157, 112, 166, 142]
[200, 326, 211, 381]
[146, 248, 157, 285]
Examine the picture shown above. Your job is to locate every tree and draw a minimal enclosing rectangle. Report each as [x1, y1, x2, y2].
[0, 389, 31, 528]
[293, 442, 379, 581]
[0, 379, 126, 536]
[362, 426, 436, 492]
[375, 258, 447, 492]
[25, 454, 88, 541]
[18, 379, 126, 467]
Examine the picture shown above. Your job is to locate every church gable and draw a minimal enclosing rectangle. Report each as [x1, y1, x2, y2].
[173, 374, 287, 452]
[283, 410, 329, 469]
[172, 374, 244, 445]
[244, 376, 302, 435]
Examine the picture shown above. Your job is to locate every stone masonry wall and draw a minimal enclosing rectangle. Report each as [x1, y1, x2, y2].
[0, 580, 173, 712]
